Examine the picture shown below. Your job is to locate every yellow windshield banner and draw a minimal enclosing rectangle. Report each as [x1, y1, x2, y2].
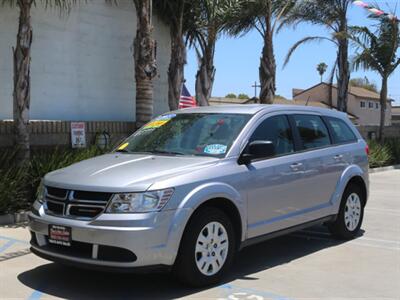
[143, 119, 170, 129]
[118, 142, 129, 150]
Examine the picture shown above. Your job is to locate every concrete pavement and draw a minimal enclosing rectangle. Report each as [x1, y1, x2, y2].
[0, 170, 399, 299]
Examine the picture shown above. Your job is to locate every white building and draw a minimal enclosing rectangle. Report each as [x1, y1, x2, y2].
[0, 1, 171, 122]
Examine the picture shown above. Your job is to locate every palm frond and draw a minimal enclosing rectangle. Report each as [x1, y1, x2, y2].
[284, 36, 337, 67]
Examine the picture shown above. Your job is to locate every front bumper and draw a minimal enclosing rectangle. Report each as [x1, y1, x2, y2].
[28, 204, 192, 269]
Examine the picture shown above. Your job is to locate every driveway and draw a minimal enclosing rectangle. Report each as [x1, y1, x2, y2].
[1, 170, 399, 299]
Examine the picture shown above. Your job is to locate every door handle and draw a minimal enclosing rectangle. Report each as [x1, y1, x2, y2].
[290, 162, 303, 170]
[333, 154, 343, 160]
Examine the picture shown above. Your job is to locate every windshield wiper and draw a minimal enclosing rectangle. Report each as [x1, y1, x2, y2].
[150, 150, 185, 156]
[115, 149, 130, 153]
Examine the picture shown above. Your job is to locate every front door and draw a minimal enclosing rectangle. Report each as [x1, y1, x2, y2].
[245, 114, 307, 238]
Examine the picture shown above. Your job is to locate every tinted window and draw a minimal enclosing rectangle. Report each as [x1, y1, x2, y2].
[293, 115, 330, 150]
[249, 115, 294, 156]
[326, 117, 357, 144]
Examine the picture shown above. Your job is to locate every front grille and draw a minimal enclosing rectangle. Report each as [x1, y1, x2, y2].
[44, 186, 112, 219]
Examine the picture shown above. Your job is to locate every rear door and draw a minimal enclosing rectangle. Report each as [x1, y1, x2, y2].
[288, 114, 342, 219]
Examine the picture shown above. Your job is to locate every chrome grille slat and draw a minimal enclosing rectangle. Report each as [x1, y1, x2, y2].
[44, 186, 111, 219]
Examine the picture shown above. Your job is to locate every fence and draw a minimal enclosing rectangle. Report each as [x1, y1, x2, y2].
[356, 125, 400, 140]
[0, 120, 136, 148]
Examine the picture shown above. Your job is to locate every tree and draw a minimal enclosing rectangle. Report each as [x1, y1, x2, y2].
[350, 17, 400, 142]
[317, 62, 328, 82]
[187, 0, 235, 106]
[154, 0, 192, 111]
[225, 93, 237, 98]
[238, 93, 249, 99]
[2, 0, 78, 163]
[349, 77, 378, 93]
[283, 0, 353, 112]
[133, 0, 157, 127]
[225, 0, 295, 104]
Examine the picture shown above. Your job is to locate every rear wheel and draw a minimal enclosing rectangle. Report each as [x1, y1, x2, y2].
[173, 207, 236, 287]
[329, 184, 365, 239]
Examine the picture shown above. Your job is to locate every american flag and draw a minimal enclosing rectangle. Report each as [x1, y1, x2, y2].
[179, 84, 197, 109]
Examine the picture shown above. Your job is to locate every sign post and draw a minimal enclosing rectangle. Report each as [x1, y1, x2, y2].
[71, 122, 86, 148]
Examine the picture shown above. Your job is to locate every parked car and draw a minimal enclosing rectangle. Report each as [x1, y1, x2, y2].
[29, 105, 369, 286]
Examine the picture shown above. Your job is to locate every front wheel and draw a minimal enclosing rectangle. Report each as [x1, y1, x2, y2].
[328, 184, 365, 239]
[173, 207, 236, 287]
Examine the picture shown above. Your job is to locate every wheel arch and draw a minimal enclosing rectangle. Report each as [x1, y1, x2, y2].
[345, 175, 368, 206]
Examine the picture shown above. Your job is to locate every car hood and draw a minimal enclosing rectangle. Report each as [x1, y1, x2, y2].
[44, 153, 218, 192]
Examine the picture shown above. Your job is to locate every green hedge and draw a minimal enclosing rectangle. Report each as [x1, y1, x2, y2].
[0, 147, 106, 214]
[368, 138, 400, 168]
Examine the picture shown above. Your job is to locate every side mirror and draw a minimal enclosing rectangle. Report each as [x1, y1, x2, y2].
[238, 140, 275, 165]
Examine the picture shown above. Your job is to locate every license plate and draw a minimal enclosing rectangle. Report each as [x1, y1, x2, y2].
[48, 225, 71, 246]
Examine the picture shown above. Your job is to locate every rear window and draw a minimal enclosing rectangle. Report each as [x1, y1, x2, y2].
[325, 117, 357, 144]
[293, 115, 331, 150]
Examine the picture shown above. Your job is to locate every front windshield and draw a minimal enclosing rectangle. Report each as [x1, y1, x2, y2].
[116, 113, 251, 158]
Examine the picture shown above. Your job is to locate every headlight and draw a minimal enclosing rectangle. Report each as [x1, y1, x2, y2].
[106, 188, 174, 213]
[36, 180, 46, 204]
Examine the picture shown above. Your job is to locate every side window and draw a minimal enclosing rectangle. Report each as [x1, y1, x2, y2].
[325, 117, 357, 144]
[293, 115, 331, 150]
[249, 115, 294, 156]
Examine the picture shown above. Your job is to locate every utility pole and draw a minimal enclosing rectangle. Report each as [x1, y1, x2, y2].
[251, 81, 261, 98]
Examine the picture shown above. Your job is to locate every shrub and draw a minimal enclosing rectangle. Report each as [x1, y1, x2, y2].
[0, 149, 30, 213]
[384, 138, 400, 165]
[0, 147, 106, 215]
[368, 140, 393, 168]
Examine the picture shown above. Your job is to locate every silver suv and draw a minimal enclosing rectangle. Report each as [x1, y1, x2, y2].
[29, 105, 369, 286]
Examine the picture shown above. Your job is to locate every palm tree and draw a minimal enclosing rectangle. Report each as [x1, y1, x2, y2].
[187, 0, 235, 106]
[282, 0, 352, 112]
[350, 18, 400, 142]
[133, 0, 157, 127]
[154, 0, 192, 111]
[317, 62, 328, 82]
[224, 0, 295, 104]
[2, 0, 78, 163]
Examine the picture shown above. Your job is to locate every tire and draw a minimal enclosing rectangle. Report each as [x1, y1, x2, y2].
[173, 207, 236, 287]
[328, 184, 365, 239]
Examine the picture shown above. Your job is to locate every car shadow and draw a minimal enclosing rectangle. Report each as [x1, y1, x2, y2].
[17, 225, 364, 299]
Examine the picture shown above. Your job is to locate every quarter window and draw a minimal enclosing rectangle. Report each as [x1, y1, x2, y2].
[325, 117, 357, 144]
[293, 115, 331, 150]
[249, 115, 294, 156]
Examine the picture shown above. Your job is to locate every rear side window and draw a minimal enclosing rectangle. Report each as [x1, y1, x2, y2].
[325, 117, 357, 144]
[293, 115, 331, 150]
[249, 115, 294, 156]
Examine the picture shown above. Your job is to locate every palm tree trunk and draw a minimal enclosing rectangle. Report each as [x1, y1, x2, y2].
[378, 75, 388, 143]
[336, 21, 350, 112]
[13, 0, 33, 164]
[259, 4, 276, 104]
[195, 38, 215, 106]
[133, 0, 157, 127]
[167, 14, 186, 111]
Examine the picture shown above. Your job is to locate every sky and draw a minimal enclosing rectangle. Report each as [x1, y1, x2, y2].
[184, 1, 400, 105]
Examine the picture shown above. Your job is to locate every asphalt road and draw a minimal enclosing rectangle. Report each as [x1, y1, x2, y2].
[1, 170, 399, 300]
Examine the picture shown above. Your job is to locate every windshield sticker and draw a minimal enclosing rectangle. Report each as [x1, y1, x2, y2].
[204, 144, 227, 155]
[118, 142, 129, 150]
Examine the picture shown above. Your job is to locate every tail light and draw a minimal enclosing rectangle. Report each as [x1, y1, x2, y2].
[365, 144, 369, 155]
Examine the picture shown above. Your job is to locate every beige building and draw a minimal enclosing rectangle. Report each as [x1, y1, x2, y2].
[292, 83, 392, 126]
[392, 106, 400, 124]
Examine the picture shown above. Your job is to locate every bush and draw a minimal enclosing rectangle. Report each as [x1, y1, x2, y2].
[368, 140, 393, 168]
[0, 147, 106, 215]
[384, 138, 400, 165]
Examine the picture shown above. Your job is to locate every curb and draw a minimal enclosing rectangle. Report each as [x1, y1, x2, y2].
[369, 164, 400, 173]
[0, 211, 29, 226]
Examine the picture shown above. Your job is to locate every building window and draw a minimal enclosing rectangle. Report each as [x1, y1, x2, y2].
[375, 103, 379, 109]
[369, 102, 374, 109]
[360, 101, 366, 108]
